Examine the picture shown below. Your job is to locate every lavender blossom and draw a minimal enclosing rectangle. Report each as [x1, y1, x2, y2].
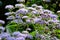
[12, 31, 21, 37]
[22, 16, 28, 19]
[16, 8, 28, 14]
[49, 14, 58, 19]
[31, 10, 39, 14]
[22, 31, 29, 34]
[6, 37, 15, 40]
[1, 32, 10, 38]
[33, 18, 41, 23]
[5, 12, 15, 16]
[15, 4, 25, 8]
[0, 26, 5, 32]
[43, 0, 51, 2]
[5, 5, 14, 9]
[26, 34, 33, 39]
[6, 16, 15, 20]
[15, 14, 21, 19]
[13, 19, 23, 23]
[36, 6, 43, 10]
[16, 37, 25, 40]
[26, 19, 31, 23]
[16, 0, 25, 2]
[0, 20, 5, 24]
[28, 7, 36, 12]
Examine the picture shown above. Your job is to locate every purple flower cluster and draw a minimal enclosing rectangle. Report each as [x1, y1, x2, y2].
[0, 31, 33, 40]
[3, 0, 60, 40]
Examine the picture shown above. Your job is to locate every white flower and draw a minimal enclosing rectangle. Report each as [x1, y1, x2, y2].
[22, 16, 28, 19]
[15, 14, 21, 19]
[5, 5, 14, 9]
[13, 19, 23, 23]
[16, 37, 25, 40]
[43, 9, 51, 14]
[16, 8, 28, 14]
[19, 33, 27, 38]
[17, 0, 25, 2]
[22, 31, 29, 34]
[32, 4, 37, 7]
[26, 19, 31, 23]
[0, 26, 5, 31]
[5, 12, 15, 16]
[33, 18, 41, 23]
[48, 19, 59, 24]
[6, 16, 15, 20]
[57, 10, 60, 13]
[0, 20, 5, 24]
[12, 31, 21, 37]
[36, 6, 43, 9]
[43, 0, 50, 2]
[28, 7, 36, 11]
[31, 10, 39, 14]
[15, 4, 25, 8]
[26, 28, 31, 31]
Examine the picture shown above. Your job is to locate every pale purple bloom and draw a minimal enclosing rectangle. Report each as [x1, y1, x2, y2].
[0, 20, 5, 24]
[1, 33, 10, 38]
[26, 19, 31, 23]
[36, 6, 43, 9]
[0, 27, 5, 32]
[12, 31, 21, 37]
[33, 18, 41, 23]
[56, 23, 60, 29]
[22, 31, 29, 34]
[16, 0, 25, 2]
[39, 20, 45, 24]
[26, 34, 33, 39]
[5, 5, 14, 9]
[6, 37, 15, 40]
[16, 37, 25, 40]
[19, 33, 27, 38]
[15, 4, 25, 8]
[15, 14, 21, 19]
[43, 0, 51, 2]
[53, 19, 59, 23]
[43, 10, 51, 14]
[49, 14, 58, 19]
[35, 33, 40, 38]
[28, 7, 36, 11]
[5, 12, 15, 16]
[7, 16, 15, 20]
[22, 16, 28, 19]
[31, 10, 39, 14]
[13, 19, 23, 23]
[16, 8, 28, 14]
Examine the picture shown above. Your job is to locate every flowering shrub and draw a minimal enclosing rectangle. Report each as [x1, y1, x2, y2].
[0, 0, 60, 40]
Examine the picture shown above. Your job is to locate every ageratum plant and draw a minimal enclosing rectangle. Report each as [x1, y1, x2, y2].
[0, 0, 60, 40]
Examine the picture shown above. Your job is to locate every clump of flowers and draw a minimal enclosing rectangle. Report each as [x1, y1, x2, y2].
[0, 0, 60, 40]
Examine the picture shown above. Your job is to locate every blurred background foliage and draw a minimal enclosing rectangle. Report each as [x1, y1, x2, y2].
[0, 0, 59, 25]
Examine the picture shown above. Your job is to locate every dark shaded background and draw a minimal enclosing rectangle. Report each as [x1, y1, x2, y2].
[0, 0, 17, 26]
[0, 0, 59, 26]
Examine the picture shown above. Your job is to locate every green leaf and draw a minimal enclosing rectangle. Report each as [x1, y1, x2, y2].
[30, 31, 36, 37]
